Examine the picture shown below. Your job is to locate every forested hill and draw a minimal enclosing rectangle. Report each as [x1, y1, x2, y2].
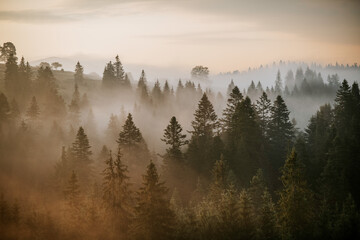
[0, 51, 359, 239]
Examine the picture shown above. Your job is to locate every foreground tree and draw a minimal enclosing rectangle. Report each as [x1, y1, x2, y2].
[131, 161, 175, 240]
[278, 149, 314, 240]
[102, 148, 132, 237]
[187, 93, 221, 174]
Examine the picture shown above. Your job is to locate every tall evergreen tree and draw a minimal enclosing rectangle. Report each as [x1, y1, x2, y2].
[268, 95, 294, 173]
[4, 53, 18, 98]
[69, 84, 81, 125]
[71, 127, 92, 186]
[278, 149, 314, 240]
[275, 70, 283, 95]
[187, 93, 220, 174]
[74, 61, 84, 84]
[256, 92, 272, 139]
[221, 86, 243, 132]
[117, 113, 142, 148]
[131, 161, 175, 240]
[64, 171, 81, 210]
[114, 55, 125, 84]
[227, 97, 264, 185]
[161, 116, 187, 161]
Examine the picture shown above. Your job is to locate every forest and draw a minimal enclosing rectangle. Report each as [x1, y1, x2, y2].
[0, 42, 359, 240]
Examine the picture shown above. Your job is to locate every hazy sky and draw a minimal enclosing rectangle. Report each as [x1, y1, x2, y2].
[0, 0, 359, 73]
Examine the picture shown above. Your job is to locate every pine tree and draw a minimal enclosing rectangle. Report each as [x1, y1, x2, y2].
[256, 92, 272, 138]
[71, 127, 92, 186]
[137, 70, 149, 103]
[275, 70, 283, 95]
[161, 116, 187, 161]
[74, 61, 84, 84]
[209, 155, 229, 200]
[221, 86, 243, 132]
[238, 189, 256, 239]
[151, 80, 163, 103]
[268, 95, 294, 172]
[278, 149, 314, 240]
[114, 55, 125, 84]
[64, 171, 81, 209]
[190, 93, 218, 137]
[117, 113, 142, 148]
[4, 53, 18, 98]
[18, 56, 31, 102]
[187, 93, 220, 174]
[258, 190, 278, 240]
[102, 61, 116, 88]
[26, 96, 40, 120]
[131, 161, 175, 240]
[69, 83, 81, 125]
[227, 96, 263, 184]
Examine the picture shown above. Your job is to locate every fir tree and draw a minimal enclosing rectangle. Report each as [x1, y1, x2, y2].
[117, 113, 142, 148]
[114, 55, 125, 84]
[74, 61, 84, 84]
[187, 93, 220, 174]
[4, 53, 18, 98]
[278, 149, 314, 240]
[268, 95, 294, 172]
[137, 70, 149, 102]
[161, 116, 187, 161]
[131, 161, 175, 240]
[221, 86, 243, 132]
[256, 92, 272, 138]
[275, 70, 283, 95]
[69, 84, 81, 125]
[71, 127, 92, 186]
[64, 171, 81, 209]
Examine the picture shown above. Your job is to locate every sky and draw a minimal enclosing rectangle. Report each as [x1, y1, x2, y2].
[0, 0, 360, 74]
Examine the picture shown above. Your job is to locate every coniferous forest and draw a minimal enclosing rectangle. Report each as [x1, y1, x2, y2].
[0, 42, 359, 240]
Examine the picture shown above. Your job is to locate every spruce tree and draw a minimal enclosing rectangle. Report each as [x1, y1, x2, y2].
[221, 86, 243, 132]
[137, 70, 149, 102]
[102, 148, 132, 235]
[227, 96, 263, 185]
[64, 171, 81, 209]
[274, 70, 283, 95]
[256, 92, 272, 139]
[187, 93, 220, 174]
[69, 84, 81, 125]
[238, 189, 256, 239]
[278, 149, 314, 240]
[114, 55, 125, 84]
[268, 95, 294, 172]
[74, 61, 84, 84]
[131, 161, 175, 240]
[102, 61, 116, 88]
[161, 116, 187, 161]
[4, 53, 18, 98]
[71, 127, 92, 186]
[117, 113, 142, 148]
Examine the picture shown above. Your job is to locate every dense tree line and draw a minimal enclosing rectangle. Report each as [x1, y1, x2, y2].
[0, 43, 359, 240]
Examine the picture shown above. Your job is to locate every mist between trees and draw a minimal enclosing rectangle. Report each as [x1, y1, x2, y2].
[0, 44, 359, 240]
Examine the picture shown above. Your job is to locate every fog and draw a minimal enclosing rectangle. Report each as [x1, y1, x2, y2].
[0, 45, 360, 239]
